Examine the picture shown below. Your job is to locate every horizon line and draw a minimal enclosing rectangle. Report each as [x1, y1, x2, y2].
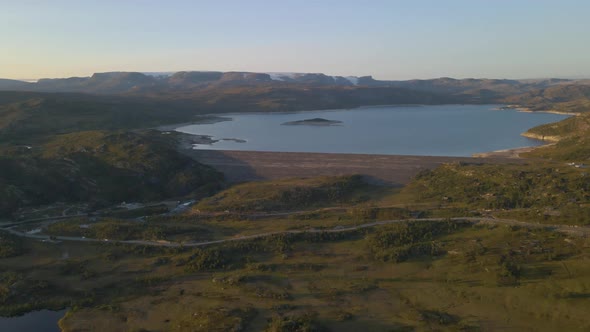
[6, 70, 590, 83]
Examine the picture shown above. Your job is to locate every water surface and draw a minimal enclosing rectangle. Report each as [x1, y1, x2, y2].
[176, 105, 569, 157]
[0, 309, 66, 332]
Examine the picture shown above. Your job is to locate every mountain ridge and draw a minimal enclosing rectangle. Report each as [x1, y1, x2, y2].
[0, 71, 578, 97]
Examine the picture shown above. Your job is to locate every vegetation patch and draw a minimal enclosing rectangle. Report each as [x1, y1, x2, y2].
[400, 162, 590, 224]
[266, 312, 327, 332]
[0, 231, 24, 258]
[0, 130, 223, 217]
[171, 306, 257, 332]
[196, 175, 371, 212]
[367, 220, 469, 262]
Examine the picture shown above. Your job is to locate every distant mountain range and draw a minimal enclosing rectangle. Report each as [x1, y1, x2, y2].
[0, 71, 585, 100]
[2, 71, 590, 127]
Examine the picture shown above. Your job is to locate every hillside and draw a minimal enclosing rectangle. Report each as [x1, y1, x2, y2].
[3, 73, 588, 123]
[0, 92, 205, 141]
[168, 84, 460, 113]
[522, 113, 590, 161]
[398, 162, 590, 224]
[3, 209, 589, 331]
[0, 87, 460, 142]
[1, 86, 590, 331]
[524, 134, 590, 161]
[504, 83, 590, 113]
[386, 77, 553, 102]
[0, 130, 222, 218]
[196, 175, 371, 212]
[0, 71, 577, 104]
[2, 72, 590, 332]
[0, 79, 32, 91]
[524, 112, 590, 139]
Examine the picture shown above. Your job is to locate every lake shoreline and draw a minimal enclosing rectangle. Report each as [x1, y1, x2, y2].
[159, 103, 575, 133]
[162, 104, 568, 158]
[155, 115, 232, 131]
[500, 104, 580, 116]
[0, 309, 67, 332]
[471, 144, 555, 158]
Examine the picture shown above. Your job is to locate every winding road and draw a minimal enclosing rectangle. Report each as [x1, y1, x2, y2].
[2, 217, 588, 248]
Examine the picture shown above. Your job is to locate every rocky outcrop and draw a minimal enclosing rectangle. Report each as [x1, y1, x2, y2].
[521, 132, 562, 142]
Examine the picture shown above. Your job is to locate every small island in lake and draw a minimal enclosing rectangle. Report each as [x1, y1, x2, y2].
[221, 138, 247, 143]
[281, 118, 343, 126]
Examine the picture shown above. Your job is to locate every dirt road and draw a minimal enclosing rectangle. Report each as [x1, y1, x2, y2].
[4, 217, 587, 248]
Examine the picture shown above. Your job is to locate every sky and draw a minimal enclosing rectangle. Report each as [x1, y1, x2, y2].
[1, 0, 589, 80]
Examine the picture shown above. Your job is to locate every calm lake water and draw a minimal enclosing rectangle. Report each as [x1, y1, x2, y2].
[176, 105, 570, 157]
[0, 309, 66, 332]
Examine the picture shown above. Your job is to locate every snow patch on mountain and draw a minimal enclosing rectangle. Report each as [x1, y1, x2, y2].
[345, 76, 359, 85]
[142, 72, 176, 78]
[267, 72, 299, 81]
[266, 72, 360, 85]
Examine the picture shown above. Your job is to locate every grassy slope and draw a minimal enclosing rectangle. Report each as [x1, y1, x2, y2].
[521, 113, 590, 161]
[0, 231, 24, 258]
[0, 130, 222, 217]
[195, 175, 373, 213]
[395, 162, 590, 225]
[526, 113, 590, 137]
[1, 220, 588, 331]
[148, 84, 461, 112]
[504, 83, 590, 113]
[0, 92, 204, 142]
[526, 136, 590, 161]
[3, 80, 590, 330]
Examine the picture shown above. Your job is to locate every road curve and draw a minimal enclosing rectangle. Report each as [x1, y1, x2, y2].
[2, 217, 588, 248]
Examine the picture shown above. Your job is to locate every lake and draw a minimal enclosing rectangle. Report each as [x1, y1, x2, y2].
[175, 105, 570, 157]
[0, 309, 66, 332]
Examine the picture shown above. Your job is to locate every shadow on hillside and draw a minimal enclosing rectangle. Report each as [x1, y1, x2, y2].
[361, 175, 404, 187]
[184, 149, 264, 183]
[185, 149, 411, 187]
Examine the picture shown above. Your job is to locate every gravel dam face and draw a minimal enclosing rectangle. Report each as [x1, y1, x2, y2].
[184, 149, 523, 186]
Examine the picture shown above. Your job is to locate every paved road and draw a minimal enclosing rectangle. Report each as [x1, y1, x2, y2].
[2, 217, 587, 248]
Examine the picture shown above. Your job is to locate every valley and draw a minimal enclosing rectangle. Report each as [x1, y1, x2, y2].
[0, 73, 589, 331]
[4, 2, 590, 331]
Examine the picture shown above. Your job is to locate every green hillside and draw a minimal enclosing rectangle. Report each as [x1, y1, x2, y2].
[196, 175, 371, 212]
[0, 92, 201, 141]
[526, 113, 590, 138]
[0, 130, 222, 218]
[523, 113, 590, 161]
[397, 162, 590, 225]
[504, 83, 590, 113]
[2, 76, 590, 331]
[525, 135, 590, 161]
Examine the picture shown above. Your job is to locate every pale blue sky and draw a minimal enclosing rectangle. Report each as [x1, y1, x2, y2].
[2, 0, 589, 80]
